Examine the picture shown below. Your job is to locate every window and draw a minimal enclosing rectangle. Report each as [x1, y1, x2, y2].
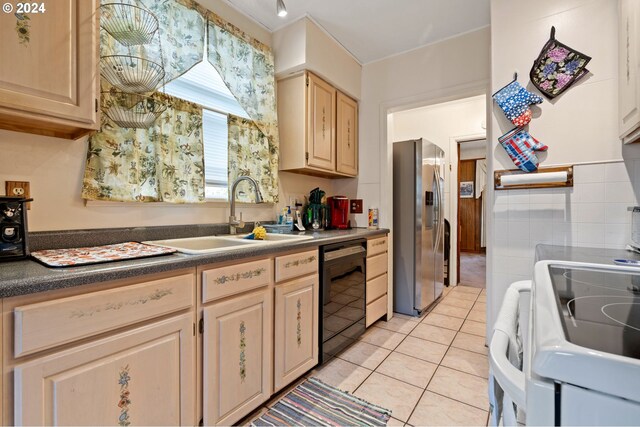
[163, 60, 249, 200]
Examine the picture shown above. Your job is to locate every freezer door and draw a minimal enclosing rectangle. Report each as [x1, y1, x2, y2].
[418, 160, 436, 311]
[434, 163, 445, 300]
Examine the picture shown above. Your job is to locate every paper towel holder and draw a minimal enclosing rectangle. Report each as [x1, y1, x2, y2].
[494, 165, 573, 190]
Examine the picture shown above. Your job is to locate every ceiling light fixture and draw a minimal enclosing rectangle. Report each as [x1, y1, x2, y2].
[277, 0, 287, 17]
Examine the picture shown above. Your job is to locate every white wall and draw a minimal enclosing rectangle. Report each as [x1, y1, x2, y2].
[334, 27, 490, 229]
[487, 0, 640, 331]
[390, 96, 486, 285]
[0, 0, 335, 232]
[273, 17, 362, 99]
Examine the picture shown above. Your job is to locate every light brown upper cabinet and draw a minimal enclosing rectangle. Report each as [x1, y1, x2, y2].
[0, 0, 100, 139]
[620, 0, 640, 144]
[278, 71, 358, 177]
[336, 92, 358, 175]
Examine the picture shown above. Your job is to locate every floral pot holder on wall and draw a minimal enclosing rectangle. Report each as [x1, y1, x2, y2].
[530, 26, 591, 99]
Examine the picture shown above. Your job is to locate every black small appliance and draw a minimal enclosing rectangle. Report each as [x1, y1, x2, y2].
[0, 197, 32, 262]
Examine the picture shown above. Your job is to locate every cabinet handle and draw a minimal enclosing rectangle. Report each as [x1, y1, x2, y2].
[296, 298, 302, 347]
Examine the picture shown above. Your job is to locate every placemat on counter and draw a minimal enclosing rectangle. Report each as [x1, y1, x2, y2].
[31, 242, 177, 267]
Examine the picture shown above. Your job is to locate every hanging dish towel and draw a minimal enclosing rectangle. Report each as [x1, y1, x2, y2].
[530, 26, 591, 99]
[498, 127, 547, 172]
[493, 79, 543, 127]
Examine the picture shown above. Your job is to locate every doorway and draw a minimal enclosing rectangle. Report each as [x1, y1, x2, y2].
[456, 139, 487, 288]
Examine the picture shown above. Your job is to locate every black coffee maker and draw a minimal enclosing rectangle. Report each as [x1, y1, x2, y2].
[0, 197, 33, 261]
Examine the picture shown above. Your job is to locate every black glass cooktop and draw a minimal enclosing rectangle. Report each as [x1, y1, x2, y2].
[549, 265, 640, 359]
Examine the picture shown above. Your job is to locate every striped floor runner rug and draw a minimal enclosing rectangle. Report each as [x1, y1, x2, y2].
[251, 378, 392, 426]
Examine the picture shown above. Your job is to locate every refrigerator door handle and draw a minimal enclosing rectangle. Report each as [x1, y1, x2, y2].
[433, 168, 443, 249]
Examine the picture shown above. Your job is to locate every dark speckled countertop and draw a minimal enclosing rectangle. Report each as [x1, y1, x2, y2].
[535, 244, 640, 265]
[0, 227, 388, 298]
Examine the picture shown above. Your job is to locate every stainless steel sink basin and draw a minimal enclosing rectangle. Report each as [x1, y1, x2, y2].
[217, 233, 314, 242]
[143, 233, 313, 254]
[143, 236, 257, 254]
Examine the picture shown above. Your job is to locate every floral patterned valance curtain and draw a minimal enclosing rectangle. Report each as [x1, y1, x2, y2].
[207, 15, 280, 203]
[82, 93, 205, 203]
[228, 115, 279, 203]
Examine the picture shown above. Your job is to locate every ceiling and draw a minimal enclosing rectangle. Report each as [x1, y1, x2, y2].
[223, 0, 490, 64]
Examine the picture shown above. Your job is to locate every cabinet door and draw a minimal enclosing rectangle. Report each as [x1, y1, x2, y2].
[307, 73, 336, 171]
[336, 92, 358, 176]
[620, 0, 640, 142]
[0, 0, 99, 134]
[203, 287, 273, 426]
[14, 313, 195, 426]
[274, 275, 319, 392]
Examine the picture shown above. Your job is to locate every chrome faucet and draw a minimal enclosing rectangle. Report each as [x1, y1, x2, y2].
[229, 176, 264, 234]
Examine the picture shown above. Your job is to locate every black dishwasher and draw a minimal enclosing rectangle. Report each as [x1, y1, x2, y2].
[319, 239, 366, 364]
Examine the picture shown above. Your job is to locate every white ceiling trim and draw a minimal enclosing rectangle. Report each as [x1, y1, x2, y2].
[217, 0, 273, 33]
[363, 24, 491, 66]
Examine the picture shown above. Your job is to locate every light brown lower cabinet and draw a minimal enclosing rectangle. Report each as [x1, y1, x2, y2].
[202, 286, 273, 426]
[274, 274, 319, 392]
[14, 313, 195, 426]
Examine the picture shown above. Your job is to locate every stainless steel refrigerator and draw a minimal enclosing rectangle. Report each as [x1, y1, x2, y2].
[393, 139, 445, 316]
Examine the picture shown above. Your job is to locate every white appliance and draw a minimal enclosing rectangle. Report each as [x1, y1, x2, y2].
[392, 139, 445, 315]
[490, 261, 640, 426]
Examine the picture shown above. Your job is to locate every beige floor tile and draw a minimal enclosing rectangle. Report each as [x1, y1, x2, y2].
[392, 313, 422, 323]
[310, 358, 372, 393]
[461, 320, 487, 337]
[431, 303, 470, 319]
[455, 285, 482, 295]
[473, 302, 487, 312]
[427, 366, 489, 410]
[441, 347, 489, 378]
[477, 295, 487, 303]
[359, 326, 406, 350]
[451, 332, 488, 355]
[376, 352, 437, 388]
[445, 291, 477, 308]
[336, 340, 391, 370]
[466, 309, 486, 323]
[441, 297, 475, 309]
[354, 372, 423, 422]
[422, 312, 464, 331]
[395, 335, 449, 364]
[410, 324, 456, 345]
[408, 391, 488, 426]
[387, 417, 406, 426]
[375, 316, 420, 334]
[480, 288, 486, 295]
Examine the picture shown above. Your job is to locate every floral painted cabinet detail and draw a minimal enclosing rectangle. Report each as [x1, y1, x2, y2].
[13, 314, 195, 426]
[273, 274, 319, 392]
[202, 287, 273, 426]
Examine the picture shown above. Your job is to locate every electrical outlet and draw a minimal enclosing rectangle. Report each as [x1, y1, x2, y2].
[5, 181, 30, 209]
[350, 199, 363, 214]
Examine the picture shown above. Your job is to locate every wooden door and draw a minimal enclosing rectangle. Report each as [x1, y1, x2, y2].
[459, 159, 482, 253]
[0, 0, 99, 135]
[619, 0, 640, 141]
[14, 313, 195, 426]
[336, 92, 358, 175]
[203, 287, 273, 426]
[306, 72, 336, 171]
[274, 275, 318, 392]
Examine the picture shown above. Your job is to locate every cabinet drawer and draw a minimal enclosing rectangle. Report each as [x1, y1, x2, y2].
[366, 252, 388, 280]
[366, 295, 387, 327]
[202, 259, 272, 304]
[366, 273, 388, 304]
[14, 273, 194, 357]
[367, 236, 388, 257]
[275, 250, 318, 282]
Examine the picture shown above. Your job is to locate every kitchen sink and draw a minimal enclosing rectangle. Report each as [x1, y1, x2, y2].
[217, 233, 314, 242]
[143, 233, 313, 254]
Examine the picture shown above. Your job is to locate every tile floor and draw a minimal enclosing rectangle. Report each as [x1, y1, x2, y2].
[246, 285, 489, 426]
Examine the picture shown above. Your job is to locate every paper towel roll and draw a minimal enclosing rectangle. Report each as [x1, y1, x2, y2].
[501, 171, 567, 186]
